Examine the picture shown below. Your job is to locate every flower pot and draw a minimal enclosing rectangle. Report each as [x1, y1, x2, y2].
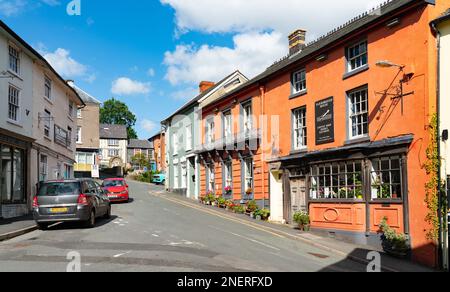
[256, 215, 262, 221]
[250, 213, 255, 219]
[303, 225, 311, 232]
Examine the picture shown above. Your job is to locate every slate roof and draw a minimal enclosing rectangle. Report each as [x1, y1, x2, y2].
[161, 70, 247, 124]
[69, 83, 101, 104]
[128, 139, 153, 149]
[208, 0, 431, 104]
[99, 124, 128, 139]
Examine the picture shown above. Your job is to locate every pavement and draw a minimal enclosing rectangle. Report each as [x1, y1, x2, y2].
[0, 181, 435, 272]
[0, 215, 37, 242]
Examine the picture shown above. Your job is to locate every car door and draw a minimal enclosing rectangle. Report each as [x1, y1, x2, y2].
[87, 180, 103, 216]
[94, 181, 108, 215]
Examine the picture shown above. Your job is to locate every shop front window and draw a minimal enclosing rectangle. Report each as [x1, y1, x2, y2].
[310, 160, 363, 200]
[370, 156, 402, 200]
[1, 145, 25, 204]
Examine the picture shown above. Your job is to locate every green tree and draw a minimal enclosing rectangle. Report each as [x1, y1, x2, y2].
[100, 98, 138, 139]
[131, 153, 150, 170]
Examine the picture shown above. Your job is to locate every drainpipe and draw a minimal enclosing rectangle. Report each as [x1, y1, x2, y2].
[431, 21, 447, 271]
[260, 85, 266, 209]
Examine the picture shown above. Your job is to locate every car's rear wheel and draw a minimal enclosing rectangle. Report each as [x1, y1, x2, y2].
[85, 210, 96, 228]
[104, 205, 111, 219]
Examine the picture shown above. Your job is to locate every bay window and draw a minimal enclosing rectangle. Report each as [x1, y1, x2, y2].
[370, 156, 402, 200]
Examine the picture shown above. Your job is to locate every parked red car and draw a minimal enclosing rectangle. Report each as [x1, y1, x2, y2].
[102, 178, 129, 203]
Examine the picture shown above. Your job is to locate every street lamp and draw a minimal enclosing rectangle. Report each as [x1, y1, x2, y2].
[376, 60, 413, 115]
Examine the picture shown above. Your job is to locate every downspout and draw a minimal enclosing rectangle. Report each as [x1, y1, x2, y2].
[431, 21, 446, 270]
[260, 85, 266, 208]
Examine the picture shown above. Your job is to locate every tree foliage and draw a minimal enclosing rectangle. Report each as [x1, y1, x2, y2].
[131, 153, 150, 170]
[100, 98, 137, 139]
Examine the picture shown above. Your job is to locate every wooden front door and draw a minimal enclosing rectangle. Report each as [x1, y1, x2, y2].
[289, 177, 307, 224]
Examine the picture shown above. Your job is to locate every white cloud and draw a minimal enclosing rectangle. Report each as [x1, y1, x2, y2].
[43, 48, 87, 78]
[140, 119, 159, 134]
[164, 31, 285, 85]
[147, 68, 156, 77]
[0, 0, 26, 17]
[170, 86, 198, 101]
[111, 77, 151, 96]
[161, 0, 386, 38]
[161, 0, 386, 85]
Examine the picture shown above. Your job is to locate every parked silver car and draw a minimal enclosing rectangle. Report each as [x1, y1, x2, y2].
[33, 179, 111, 230]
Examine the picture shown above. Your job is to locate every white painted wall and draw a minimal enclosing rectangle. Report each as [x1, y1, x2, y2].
[0, 29, 33, 139]
[99, 139, 128, 168]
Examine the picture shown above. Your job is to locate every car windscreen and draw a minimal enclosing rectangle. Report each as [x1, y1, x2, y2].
[38, 182, 81, 197]
[103, 180, 124, 187]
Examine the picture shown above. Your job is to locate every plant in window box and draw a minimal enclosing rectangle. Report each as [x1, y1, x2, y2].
[355, 186, 364, 200]
[379, 217, 410, 258]
[224, 186, 232, 195]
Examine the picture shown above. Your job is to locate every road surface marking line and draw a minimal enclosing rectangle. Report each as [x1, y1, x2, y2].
[229, 232, 281, 251]
[158, 195, 285, 239]
[113, 251, 131, 258]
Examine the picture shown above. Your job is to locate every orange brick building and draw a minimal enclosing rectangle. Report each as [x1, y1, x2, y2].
[149, 132, 166, 172]
[195, 0, 449, 268]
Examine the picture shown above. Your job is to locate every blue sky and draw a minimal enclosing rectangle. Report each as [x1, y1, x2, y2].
[0, 0, 384, 139]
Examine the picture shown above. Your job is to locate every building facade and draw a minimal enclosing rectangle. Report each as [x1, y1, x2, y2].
[163, 72, 248, 200]
[194, 0, 450, 268]
[69, 82, 101, 178]
[99, 124, 128, 170]
[127, 139, 154, 171]
[0, 21, 35, 219]
[148, 132, 166, 172]
[431, 7, 450, 270]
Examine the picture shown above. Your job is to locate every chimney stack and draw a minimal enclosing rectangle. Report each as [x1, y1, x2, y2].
[199, 81, 215, 93]
[288, 29, 306, 55]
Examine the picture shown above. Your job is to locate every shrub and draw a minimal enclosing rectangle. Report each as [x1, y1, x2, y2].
[293, 211, 310, 226]
[379, 217, 409, 253]
[217, 197, 226, 207]
[234, 205, 245, 214]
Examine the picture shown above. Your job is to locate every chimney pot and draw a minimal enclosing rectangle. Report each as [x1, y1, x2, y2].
[288, 29, 306, 55]
[199, 81, 215, 93]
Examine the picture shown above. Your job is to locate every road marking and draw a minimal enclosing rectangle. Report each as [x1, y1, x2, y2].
[158, 195, 285, 239]
[152, 234, 159, 238]
[208, 225, 281, 252]
[113, 251, 131, 258]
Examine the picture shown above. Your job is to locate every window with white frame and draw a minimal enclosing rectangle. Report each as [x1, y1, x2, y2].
[243, 102, 252, 136]
[208, 163, 215, 192]
[347, 41, 368, 72]
[39, 155, 48, 182]
[206, 119, 215, 144]
[108, 139, 119, 146]
[348, 87, 369, 139]
[108, 149, 120, 157]
[44, 110, 51, 137]
[8, 85, 20, 122]
[76, 127, 82, 144]
[244, 158, 254, 194]
[293, 107, 307, 150]
[292, 69, 306, 94]
[69, 101, 74, 118]
[224, 160, 232, 190]
[77, 109, 82, 118]
[223, 111, 232, 140]
[370, 156, 402, 200]
[186, 124, 192, 151]
[9, 45, 20, 74]
[44, 76, 52, 100]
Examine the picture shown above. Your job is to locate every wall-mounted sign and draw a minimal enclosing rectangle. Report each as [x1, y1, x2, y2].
[315, 97, 335, 145]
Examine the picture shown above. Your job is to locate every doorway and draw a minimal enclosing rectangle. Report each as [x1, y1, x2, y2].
[289, 177, 307, 223]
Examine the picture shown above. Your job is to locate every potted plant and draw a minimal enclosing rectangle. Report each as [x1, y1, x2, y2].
[205, 192, 215, 205]
[225, 200, 234, 211]
[293, 211, 310, 231]
[245, 200, 258, 216]
[379, 217, 410, 258]
[245, 188, 253, 196]
[234, 205, 245, 214]
[217, 197, 226, 208]
[259, 209, 270, 221]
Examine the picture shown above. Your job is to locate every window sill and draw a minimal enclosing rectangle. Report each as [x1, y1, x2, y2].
[68, 116, 74, 122]
[7, 120, 23, 128]
[7, 70, 23, 81]
[343, 64, 369, 80]
[44, 97, 54, 105]
[290, 148, 307, 155]
[289, 90, 308, 99]
[44, 136, 52, 142]
[344, 136, 370, 145]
